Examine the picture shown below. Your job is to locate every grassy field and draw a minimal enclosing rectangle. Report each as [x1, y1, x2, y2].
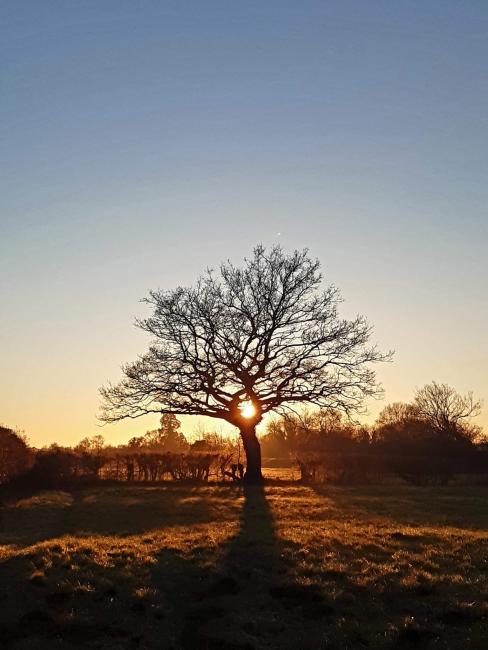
[1, 482, 487, 649]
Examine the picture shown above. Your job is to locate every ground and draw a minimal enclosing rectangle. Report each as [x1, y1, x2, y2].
[0, 481, 487, 649]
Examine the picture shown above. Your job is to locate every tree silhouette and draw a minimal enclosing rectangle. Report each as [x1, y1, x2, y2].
[414, 382, 482, 443]
[0, 426, 31, 484]
[144, 414, 189, 452]
[100, 245, 389, 481]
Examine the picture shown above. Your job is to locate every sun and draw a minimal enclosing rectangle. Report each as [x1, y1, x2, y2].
[239, 400, 256, 419]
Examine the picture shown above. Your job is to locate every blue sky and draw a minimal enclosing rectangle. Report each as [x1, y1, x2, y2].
[1, 1, 487, 445]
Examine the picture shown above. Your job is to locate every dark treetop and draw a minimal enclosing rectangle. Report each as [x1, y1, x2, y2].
[100, 245, 389, 430]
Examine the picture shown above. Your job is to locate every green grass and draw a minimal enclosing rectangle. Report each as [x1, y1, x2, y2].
[1, 482, 487, 649]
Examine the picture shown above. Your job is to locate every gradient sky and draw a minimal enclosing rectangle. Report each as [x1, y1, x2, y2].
[1, 1, 487, 447]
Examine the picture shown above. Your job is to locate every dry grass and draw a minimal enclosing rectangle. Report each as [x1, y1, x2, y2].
[0, 482, 487, 649]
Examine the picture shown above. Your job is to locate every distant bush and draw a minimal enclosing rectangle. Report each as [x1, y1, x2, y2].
[28, 447, 79, 486]
[0, 426, 32, 484]
[295, 447, 486, 486]
[296, 452, 385, 485]
[100, 451, 220, 482]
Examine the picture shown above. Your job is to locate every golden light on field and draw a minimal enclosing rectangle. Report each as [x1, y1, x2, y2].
[239, 400, 256, 419]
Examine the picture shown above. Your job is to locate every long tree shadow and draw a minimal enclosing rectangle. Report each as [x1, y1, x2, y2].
[180, 484, 284, 648]
[144, 483, 280, 649]
[174, 484, 334, 649]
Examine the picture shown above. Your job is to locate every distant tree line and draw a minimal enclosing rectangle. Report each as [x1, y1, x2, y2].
[0, 415, 245, 492]
[260, 382, 486, 485]
[1, 382, 486, 491]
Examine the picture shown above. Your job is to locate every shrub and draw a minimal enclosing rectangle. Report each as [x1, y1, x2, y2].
[0, 426, 32, 484]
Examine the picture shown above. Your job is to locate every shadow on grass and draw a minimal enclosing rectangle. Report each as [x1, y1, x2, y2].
[309, 483, 488, 531]
[171, 484, 333, 649]
[0, 484, 297, 649]
[0, 484, 240, 546]
[1, 483, 488, 648]
[178, 483, 285, 649]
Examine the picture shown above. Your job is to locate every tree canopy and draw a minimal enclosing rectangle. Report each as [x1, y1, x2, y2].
[100, 245, 389, 480]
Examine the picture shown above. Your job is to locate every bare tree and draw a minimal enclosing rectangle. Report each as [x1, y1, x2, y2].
[100, 245, 389, 481]
[414, 382, 482, 442]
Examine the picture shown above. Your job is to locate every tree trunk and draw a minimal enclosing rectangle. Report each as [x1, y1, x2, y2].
[239, 423, 264, 483]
